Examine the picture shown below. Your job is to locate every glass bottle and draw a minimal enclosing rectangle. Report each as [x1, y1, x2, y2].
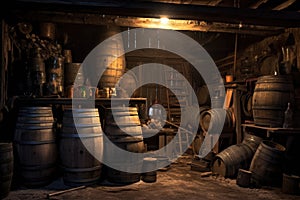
[283, 102, 293, 128]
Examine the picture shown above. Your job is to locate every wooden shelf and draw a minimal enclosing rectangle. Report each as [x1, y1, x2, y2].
[242, 123, 300, 137]
[15, 97, 147, 106]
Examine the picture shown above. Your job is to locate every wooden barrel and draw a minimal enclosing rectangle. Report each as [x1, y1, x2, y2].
[197, 85, 210, 106]
[60, 108, 103, 187]
[241, 93, 253, 118]
[250, 140, 286, 187]
[199, 108, 235, 133]
[97, 26, 125, 90]
[104, 107, 145, 184]
[0, 143, 13, 199]
[252, 75, 294, 127]
[242, 133, 263, 153]
[14, 106, 57, 188]
[212, 143, 254, 178]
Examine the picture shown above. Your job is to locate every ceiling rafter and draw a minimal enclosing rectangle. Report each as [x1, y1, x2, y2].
[249, 0, 269, 9]
[272, 0, 296, 11]
[11, 10, 284, 36]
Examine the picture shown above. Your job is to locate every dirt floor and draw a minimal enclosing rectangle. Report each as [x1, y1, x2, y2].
[3, 155, 300, 200]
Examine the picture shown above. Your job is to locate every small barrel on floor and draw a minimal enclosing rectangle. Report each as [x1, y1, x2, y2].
[212, 143, 254, 178]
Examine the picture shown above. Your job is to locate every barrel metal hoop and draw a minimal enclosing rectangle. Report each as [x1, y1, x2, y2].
[254, 88, 293, 92]
[60, 133, 103, 138]
[252, 106, 285, 110]
[61, 165, 102, 172]
[21, 163, 56, 170]
[14, 140, 56, 145]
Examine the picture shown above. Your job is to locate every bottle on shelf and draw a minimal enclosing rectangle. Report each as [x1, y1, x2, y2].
[283, 102, 293, 128]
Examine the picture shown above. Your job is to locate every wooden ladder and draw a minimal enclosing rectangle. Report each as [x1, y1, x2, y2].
[164, 64, 191, 157]
[164, 64, 190, 127]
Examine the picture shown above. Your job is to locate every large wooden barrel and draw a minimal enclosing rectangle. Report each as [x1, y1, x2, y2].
[252, 75, 294, 127]
[104, 107, 145, 184]
[199, 108, 235, 133]
[0, 143, 13, 199]
[14, 106, 57, 188]
[97, 26, 125, 90]
[60, 108, 103, 186]
[250, 140, 286, 187]
[212, 143, 254, 178]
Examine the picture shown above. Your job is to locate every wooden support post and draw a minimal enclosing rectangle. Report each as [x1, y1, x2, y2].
[233, 89, 242, 143]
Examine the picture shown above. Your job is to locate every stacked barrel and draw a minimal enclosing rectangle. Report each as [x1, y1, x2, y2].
[252, 75, 294, 127]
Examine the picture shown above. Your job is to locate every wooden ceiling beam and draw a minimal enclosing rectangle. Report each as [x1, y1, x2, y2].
[7, 0, 300, 27]
[11, 11, 284, 36]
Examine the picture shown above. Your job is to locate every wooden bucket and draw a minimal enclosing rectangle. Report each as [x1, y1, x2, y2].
[0, 143, 13, 199]
[104, 107, 145, 184]
[60, 108, 103, 186]
[282, 173, 300, 194]
[141, 157, 157, 183]
[250, 140, 286, 187]
[236, 169, 252, 188]
[14, 106, 57, 188]
[252, 75, 294, 127]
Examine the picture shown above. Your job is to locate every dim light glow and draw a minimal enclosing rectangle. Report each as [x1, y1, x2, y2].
[160, 17, 169, 24]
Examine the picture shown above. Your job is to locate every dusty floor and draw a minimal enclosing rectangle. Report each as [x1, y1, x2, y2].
[3, 155, 300, 200]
